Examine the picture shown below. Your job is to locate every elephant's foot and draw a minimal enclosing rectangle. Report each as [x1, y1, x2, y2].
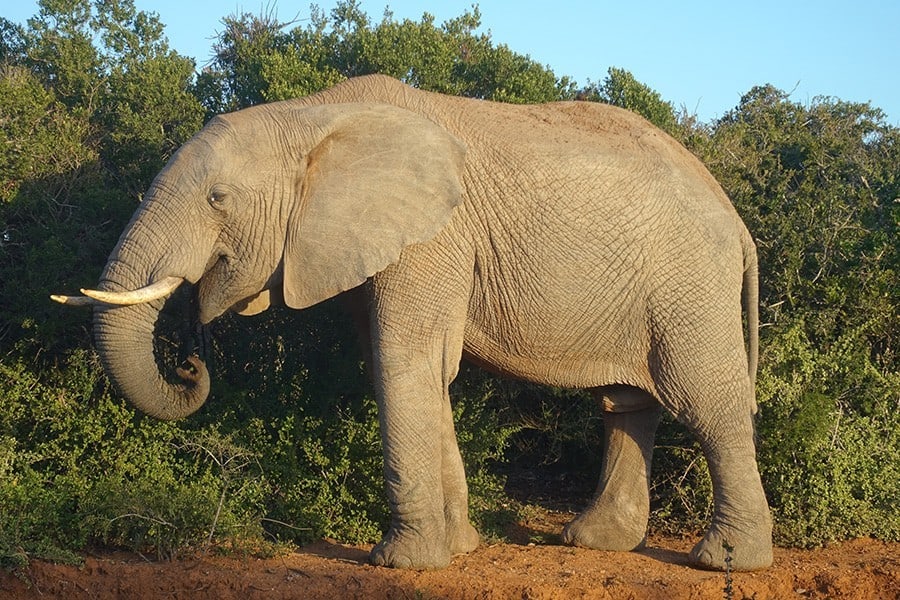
[447, 520, 480, 556]
[369, 525, 451, 570]
[561, 506, 648, 552]
[689, 519, 773, 572]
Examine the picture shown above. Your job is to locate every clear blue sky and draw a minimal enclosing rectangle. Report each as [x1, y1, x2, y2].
[6, 1, 899, 124]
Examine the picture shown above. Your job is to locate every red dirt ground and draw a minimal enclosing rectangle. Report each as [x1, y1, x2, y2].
[3, 510, 898, 599]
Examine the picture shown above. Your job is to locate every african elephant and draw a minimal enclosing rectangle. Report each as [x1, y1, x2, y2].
[54, 74, 772, 571]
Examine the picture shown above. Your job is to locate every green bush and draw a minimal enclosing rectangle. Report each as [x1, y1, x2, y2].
[648, 420, 714, 536]
[0, 352, 270, 566]
[756, 323, 900, 545]
[253, 403, 387, 544]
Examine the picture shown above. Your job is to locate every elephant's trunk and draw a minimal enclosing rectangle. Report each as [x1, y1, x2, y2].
[92, 299, 210, 421]
[83, 185, 214, 420]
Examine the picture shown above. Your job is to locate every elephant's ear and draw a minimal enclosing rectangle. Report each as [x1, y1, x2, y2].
[283, 104, 466, 309]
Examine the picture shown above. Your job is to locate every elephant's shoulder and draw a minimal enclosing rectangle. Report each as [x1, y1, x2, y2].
[297, 75, 419, 108]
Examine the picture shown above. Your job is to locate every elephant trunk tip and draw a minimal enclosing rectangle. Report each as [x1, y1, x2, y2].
[175, 355, 208, 386]
[152, 354, 212, 421]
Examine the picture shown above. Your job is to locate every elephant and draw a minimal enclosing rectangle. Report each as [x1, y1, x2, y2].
[53, 74, 772, 571]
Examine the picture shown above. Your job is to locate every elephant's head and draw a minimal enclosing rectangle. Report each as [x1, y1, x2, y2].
[54, 102, 466, 419]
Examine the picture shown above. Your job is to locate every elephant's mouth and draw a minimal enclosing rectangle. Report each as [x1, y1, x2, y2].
[196, 254, 237, 324]
[196, 253, 274, 323]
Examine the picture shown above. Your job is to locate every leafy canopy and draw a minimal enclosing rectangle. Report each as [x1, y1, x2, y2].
[196, 1, 576, 115]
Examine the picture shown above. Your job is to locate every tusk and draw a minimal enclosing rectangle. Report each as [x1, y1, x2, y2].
[79, 276, 184, 306]
[51, 294, 97, 306]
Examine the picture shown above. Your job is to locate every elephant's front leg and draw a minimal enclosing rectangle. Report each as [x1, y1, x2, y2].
[369, 346, 452, 569]
[366, 248, 476, 569]
[440, 393, 480, 556]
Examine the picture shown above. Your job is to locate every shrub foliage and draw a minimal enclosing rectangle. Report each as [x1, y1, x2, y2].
[1, 0, 897, 566]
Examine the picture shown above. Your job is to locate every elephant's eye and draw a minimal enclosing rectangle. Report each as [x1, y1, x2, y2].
[207, 190, 227, 207]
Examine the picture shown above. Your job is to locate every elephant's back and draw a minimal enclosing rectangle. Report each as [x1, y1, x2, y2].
[297, 75, 748, 268]
[293, 76, 714, 190]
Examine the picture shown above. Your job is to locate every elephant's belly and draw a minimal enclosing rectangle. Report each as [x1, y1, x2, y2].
[462, 220, 656, 391]
[461, 322, 653, 392]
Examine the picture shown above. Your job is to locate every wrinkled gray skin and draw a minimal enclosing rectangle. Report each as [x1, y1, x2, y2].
[84, 75, 772, 571]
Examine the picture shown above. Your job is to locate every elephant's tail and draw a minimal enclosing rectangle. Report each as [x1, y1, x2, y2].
[742, 232, 760, 409]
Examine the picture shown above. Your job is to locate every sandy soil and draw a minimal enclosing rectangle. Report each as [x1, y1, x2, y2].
[3, 510, 898, 600]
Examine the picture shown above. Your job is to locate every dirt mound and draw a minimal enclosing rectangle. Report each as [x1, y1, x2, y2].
[3, 532, 898, 600]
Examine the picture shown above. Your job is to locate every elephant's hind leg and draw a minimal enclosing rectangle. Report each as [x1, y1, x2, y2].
[682, 404, 773, 572]
[652, 322, 773, 571]
[562, 387, 661, 552]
